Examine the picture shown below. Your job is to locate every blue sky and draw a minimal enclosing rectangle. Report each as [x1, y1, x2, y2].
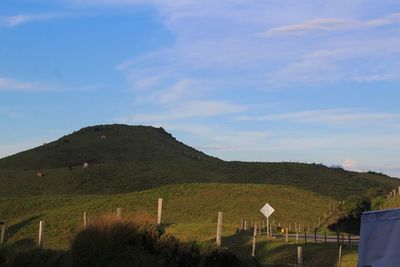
[1, 0, 400, 176]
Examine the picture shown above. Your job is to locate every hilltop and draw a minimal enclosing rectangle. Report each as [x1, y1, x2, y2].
[0, 124, 216, 170]
[0, 124, 398, 198]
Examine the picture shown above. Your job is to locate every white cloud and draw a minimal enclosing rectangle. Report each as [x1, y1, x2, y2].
[263, 12, 400, 36]
[104, 0, 400, 90]
[0, 77, 38, 91]
[238, 109, 400, 126]
[264, 18, 358, 36]
[119, 100, 246, 123]
[342, 158, 358, 170]
[158, 79, 195, 104]
[266, 35, 400, 84]
[0, 13, 65, 28]
[0, 76, 101, 92]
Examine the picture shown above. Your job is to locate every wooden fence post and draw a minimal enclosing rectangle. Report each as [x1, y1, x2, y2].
[348, 235, 352, 249]
[314, 228, 317, 244]
[117, 208, 122, 219]
[338, 244, 342, 267]
[157, 198, 163, 225]
[0, 224, 5, 247]
[244, 220, 247, 231]
[336, 226, 340, 247]
[296, 230, 299, 243]
[216, 212, 223, 246]
[38, 221, 44, 248]
[285, 228, 289, 243]
[304, 229, 307, 244]
[83, 212, 87, 229]
[252, 223, 257, 257]
[297, 246, 303, 267]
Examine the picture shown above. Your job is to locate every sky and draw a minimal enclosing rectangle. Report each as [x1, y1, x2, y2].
[1, 0, 400, 177]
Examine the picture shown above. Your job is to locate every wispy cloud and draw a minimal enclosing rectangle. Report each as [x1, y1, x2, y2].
[0, 13, 66, 28]
[0, 76, 100, 92]
[238, 109, 400, 126]
[120, 100, 246, 123]
[263, 13, 400, 36]
[0, 77, 39, 91]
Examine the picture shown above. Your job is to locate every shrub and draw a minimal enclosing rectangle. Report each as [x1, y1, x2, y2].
[8, 248, 68, 267]
[70, 213, 240, 267]
[71, 214, 162, 267]
[204, 248, 240, 267]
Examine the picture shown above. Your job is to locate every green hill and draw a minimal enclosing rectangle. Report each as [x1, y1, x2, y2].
[0, 124, 216, 170]
[0, 124, 398, 199]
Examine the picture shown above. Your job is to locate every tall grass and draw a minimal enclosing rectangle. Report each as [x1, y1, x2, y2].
[71, 214, 162, 267]
[74, 214, 240, 267]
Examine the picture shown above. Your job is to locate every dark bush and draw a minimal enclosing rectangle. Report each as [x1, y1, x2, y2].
[65, 214, 239, 267]
[0, 249, 6, 265]
[8, 248, 67, 267]
[204, 248, 240, 267]
[71, 215, 159, 267]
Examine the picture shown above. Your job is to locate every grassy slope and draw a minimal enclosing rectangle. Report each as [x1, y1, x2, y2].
[227, 233, 358, 267]
[382, 195, 400, 209]
[1, 183, 360, 266]
[0, 125, 398, 200]
[0, 183, 333, 248]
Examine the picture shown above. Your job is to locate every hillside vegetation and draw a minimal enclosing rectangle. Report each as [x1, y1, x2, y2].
[0, 124, 398, 199]
[0, 183, 332, 249]
[1, 183, 359, 267]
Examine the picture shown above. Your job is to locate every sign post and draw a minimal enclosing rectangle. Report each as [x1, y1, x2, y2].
[260, 203, 275, 237]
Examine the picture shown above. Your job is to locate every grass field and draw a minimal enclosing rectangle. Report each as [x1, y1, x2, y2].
[382, 194, 400, 210]
[0, 183, 360, 266]
[224, 233, 358, 267]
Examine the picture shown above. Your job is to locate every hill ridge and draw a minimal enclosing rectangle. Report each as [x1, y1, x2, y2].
[0, 124, 398, 199]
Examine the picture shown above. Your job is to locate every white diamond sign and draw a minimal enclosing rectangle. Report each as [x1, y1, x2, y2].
[260, 203, 275, 218]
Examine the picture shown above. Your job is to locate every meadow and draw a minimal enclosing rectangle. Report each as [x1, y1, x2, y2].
[0, 183, 358, 266]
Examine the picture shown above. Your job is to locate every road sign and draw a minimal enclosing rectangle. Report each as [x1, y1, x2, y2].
[260, 203, 274, 237]
[260, 203, 275, 218]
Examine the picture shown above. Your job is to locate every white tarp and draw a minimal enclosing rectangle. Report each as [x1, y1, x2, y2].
[358, 208, 400, 267]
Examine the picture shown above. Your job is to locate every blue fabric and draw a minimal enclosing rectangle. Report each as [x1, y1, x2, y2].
[358, 208, 400, 267]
